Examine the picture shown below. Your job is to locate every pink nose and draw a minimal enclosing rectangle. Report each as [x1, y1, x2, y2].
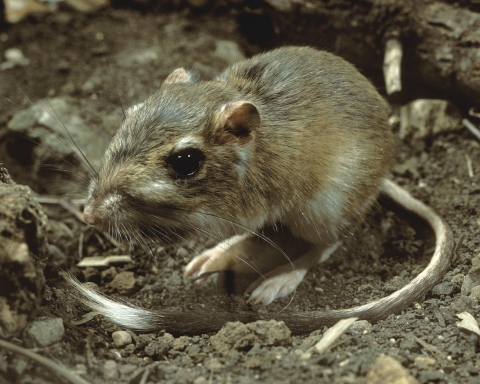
[83, 204, 98, 225]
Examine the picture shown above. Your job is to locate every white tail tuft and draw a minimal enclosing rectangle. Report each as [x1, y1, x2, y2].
[64, 272, 163, 332]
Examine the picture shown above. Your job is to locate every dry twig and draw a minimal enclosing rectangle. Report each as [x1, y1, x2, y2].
[302, 317, 358, 358]
[383, 37, 403, 95]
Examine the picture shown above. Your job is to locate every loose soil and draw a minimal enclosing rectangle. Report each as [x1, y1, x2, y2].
[0, 5, 479, 384]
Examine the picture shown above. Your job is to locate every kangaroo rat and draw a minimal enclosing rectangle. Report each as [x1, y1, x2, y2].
[68, 46, 455, 335]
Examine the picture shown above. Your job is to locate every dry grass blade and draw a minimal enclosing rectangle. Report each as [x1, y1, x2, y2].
[35, 196, 86, 222]
[462, 118, 480, 141]
[465, 154, 474, 178]
[452, 234, 466, 262]
[0, 338, 92, 384]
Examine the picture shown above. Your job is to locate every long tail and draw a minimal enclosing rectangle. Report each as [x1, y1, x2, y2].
[281, 179, 455, 334]
[66, 179, 455, 335]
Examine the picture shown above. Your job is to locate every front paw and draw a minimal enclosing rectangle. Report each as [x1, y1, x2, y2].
[184, 234, 249, 281]
[184, 247, 226, 282]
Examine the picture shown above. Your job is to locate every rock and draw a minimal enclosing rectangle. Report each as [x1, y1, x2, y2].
[66, 0, 109, 13]
[392, 157, 420, 179]
[161, 333, 175, 346]
[144, 340, 170, 359]
[108, 271, 139, 295]
[11, 358, 28, 375]
[5, 97, 114, 193]
[450, 295, 475, 313]
[118, 364, 137, 375]
[176, 247, 189, 259]
[469, 285, 480, 299]
[366, 355, 419, 384]
[193, 377, 208, 384]
[172, 336, 190, 351]
[24, 318, 65, 347]
[399, 99, 462, 141]
[214, 40, 245, 64]
[116, 47, 160, 67]
[0, 170, 47, 338]
[461, 255, 480, 295]
[1, 48, 30, 70]
[349, 320, 373, 336]
[101, 266, 117, 281]
[4, 0, 50, 23]
[210, 320, 291, 353]
[75, 364, 87, 376]
[414, 356, 436, 370]
[432, 281, 456, 296]
[112, 331, 132, 348]
[103, 359, 119, 380]
[203, 357, 223, 373]
[122, 343, 135, 356]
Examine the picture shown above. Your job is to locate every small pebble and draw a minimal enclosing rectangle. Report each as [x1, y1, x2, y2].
[432, 281, 456, 296]
[399, 99, 462, 141]
[176, 246, 189, 259]
[211, 320, 291, 353]
[193, 377, 208, 384]
[366, 355, 418, 384]
[24, 318, 65, 347]
[12, 358, 28, 375]
[108, 271, 138, 295]
[349, 320, 373, 336]
[112, 331, 132, 348]
[103, 360, 119, 380]
[118, 364, 137, 375]
[75, 364, 87, 376]
[173, 336, 190, 351]
[214, 40, 245, 64]
[1, 48, 30, 70]
[204, 357, 223, 373]
[469, 285, 480, 299]
[414, 356, 436, 370]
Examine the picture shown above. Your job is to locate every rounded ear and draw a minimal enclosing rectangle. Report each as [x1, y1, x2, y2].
[163, 68, 192, 85]
[218, 101, 260, 145]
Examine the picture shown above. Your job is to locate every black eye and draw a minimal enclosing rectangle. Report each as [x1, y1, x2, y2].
[167, 148, 205, 177]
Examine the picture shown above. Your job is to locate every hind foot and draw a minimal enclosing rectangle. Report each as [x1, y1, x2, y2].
[246, 242, 341, 305]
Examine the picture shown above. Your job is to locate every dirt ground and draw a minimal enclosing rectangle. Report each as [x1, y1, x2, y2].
[0, 5, 479, 384]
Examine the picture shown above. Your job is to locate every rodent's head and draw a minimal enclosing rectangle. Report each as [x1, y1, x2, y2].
[83, 68, 261, 243]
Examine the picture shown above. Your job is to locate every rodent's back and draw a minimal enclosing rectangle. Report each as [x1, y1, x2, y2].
[217, 47, 388, 128]
[217, 47, 394, 229]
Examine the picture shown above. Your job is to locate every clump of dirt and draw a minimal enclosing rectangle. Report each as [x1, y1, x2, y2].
[0, 5, 479, 384]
